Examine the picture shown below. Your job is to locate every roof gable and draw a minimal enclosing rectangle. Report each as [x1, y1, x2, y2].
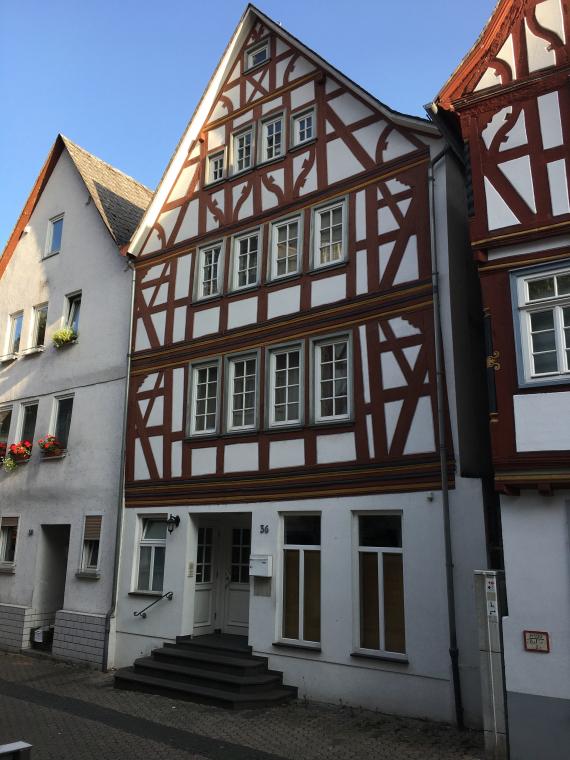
[437, 0, 569, 109]
[129, 3, 438, 256]
[0, 135, 152, 279]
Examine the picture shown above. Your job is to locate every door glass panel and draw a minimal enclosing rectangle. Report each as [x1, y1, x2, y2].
[359, 516, 402, 548]
[196, 527, 213, 583]
[383, 553, 405, 653]
[283, 549, 299, 639]
[284, 515, 320, 545]
[360, 552, 379, 649]
[230, 527, 251, 583]
[303, 550, 321, 642]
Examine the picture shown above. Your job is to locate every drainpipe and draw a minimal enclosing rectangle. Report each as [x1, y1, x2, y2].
[102, 255, 136, 671]
[427, 145, 464, 729]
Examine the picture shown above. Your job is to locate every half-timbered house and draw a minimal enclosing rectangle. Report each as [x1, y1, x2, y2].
[113, 5, 492, 724]
[434, 0, 570, 755]
[0, 135, 151, 667]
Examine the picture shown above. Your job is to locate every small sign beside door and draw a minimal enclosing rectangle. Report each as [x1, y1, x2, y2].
[523, 630, 550, 653]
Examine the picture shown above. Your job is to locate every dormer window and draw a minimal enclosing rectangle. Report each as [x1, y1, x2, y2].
[46, 214, 64, 256]
[246, 40, 269, 70]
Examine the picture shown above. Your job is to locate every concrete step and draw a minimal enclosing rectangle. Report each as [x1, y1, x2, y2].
[133, 656, 283, 693]
[114, 667, 297, 709]
[175, 634, 252, 656]
[155, 644, 268, 675]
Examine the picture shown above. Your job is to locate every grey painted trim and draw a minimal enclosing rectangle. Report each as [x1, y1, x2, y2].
[186, 356, 223, 438]
[507, 690, 570, 760]
[308, 329, 354, 425]
[223, 347, 262, 434]
[267, 211, 304, 282]
[264, 340, 305, 429]
[309, 196, 349, 272]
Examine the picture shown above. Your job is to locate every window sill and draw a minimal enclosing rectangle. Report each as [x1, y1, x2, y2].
[310, 259, 348, 276]
[228, 282, 260, 298]
[257, 154, 285, 170]
[289, 137, 317, 154]
[0, 563, 16, 574]
[0, 353, 17, 364]
[517, 375, 570, 390]
[266, 271, 302, 287]
[75, 570, 100, 581]
[21, 346, 44, 357]
[128, 590, 164, 598]
[42, 251, 61, 261]
[351, 651, 408, 664]
[204, 177, 226, 190]
[272, 641, 321, 653]
[194, 293, 222, 306]
[40, 452, 67, 462]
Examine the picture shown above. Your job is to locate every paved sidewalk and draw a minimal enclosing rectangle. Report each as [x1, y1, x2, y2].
[0, 652, 484, 759]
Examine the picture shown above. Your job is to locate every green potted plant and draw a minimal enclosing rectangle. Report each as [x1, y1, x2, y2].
[52, 326, 77, 348]
[38, 434, 64, 458]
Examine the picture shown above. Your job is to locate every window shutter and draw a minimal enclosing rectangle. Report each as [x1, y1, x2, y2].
[1, 516, 18, 528]
[84, 516, 102, 541]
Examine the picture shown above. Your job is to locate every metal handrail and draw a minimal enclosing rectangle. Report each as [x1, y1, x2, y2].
[133, 591, 173, 618]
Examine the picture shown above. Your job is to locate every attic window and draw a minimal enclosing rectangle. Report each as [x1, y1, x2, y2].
[46, 214, 64, 256]
[246, 40, 269, 70]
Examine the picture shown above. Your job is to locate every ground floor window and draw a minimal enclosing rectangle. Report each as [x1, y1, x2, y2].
[282, 514, 321, 645]
[137, 518, 167, 591]
[0, 516, 18, 564]
[357, 514, 405, 654]
[81, 515, 102, 571]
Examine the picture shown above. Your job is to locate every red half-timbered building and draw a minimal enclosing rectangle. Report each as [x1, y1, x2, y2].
[113, 5, 491, 724]
[434, 0, 570, 755]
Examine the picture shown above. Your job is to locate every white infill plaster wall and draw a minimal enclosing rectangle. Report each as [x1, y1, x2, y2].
[514, 392, 570, 451]
[0, 150, 132, 667]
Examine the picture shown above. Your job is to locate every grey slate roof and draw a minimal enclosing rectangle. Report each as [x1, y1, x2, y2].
[62, 135, 152, 247]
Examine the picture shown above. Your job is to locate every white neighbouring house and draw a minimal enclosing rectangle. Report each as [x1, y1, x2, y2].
[0, 135, 151, 667]
[111, 5, 497, 725]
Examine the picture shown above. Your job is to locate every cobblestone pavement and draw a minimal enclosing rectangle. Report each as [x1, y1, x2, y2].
[0, 652, 484, 759]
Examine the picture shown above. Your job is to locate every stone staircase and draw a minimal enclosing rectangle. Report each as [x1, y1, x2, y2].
[114, 634, 297, 709]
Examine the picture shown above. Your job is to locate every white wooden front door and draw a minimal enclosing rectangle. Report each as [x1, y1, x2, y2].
[192, 517, 251, 636]
[220, 521, 251, 636]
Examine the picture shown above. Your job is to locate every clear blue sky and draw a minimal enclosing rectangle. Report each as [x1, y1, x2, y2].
[0, 0, 495, 249]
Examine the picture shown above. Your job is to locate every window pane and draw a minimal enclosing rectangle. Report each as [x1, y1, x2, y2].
[557, 274, 570, 295]
[85, 540, 99, 568]
[0, 409, 12, 448]
[533, 352, 558, 373]
[528, 277, 555, 300]
[144, 520, 167, 540]
[21, 404, 38, 444]
[383, 553, 405, 653]
[11, 314, 23, 353]
[532, 331, 556, 352]
[35, 306, 48, 346]
[530, 310, 554, 331]
[284, 515, 320, 545]
[152, 546, 165, 591]
[55, 397, 73, 448]
[360, 552, 380, 649]
[68, 296, 81, 334]
[137, 545, 151, 590]
[51, 218, 63, 253]
[359, 516, 402, 548]
[283, 549, 299, 639]
[303, 550, 321, 642]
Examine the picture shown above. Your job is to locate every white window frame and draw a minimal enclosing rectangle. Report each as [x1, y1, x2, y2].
[0, 517, 18, 566]
[291, 107, 315, 148]
[270, 215, 302, 280]
[0, 407, 12, 459]
[196, 242, 223, 300]
[245, 39, 269, 71]
[135, 517, 167, 593]
[225, 352, 259, 433]
[50, 393, 74, 450]
[259, 113, 284, 163]
[65, 292, 81, 335]
[312, 333, 352, 423]
[231, 126, 255, 175]
[80, 514, 102, 572]
[266, 343, 304, 428]
[8, 311, 24, 355]
[188, 359, 221, 437]
[17, 400, 39, 445]
[32, 303, 48, 348]
[513, 265, 570, 385]
[45, 214, 64, 257]
[279, 512, 321, 648]
[312, 199, 347, 270]
[352, 512, 406, 658]
[231, 230, 260, 291]
[206, 149, 226, 185]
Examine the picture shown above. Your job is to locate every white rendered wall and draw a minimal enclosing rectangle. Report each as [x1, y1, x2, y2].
[500, 492, 570, 701]
[114, 477, 485, 723]
[0, 150, 131, 625]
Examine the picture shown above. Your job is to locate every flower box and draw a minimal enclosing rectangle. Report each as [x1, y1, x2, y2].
[38, 435, 65, 458]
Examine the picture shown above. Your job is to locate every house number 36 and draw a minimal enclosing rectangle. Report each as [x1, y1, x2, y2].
[259, 524, 269, 534]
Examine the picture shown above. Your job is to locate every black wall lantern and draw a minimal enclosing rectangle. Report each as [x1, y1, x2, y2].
[166, 514, 180, 534]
